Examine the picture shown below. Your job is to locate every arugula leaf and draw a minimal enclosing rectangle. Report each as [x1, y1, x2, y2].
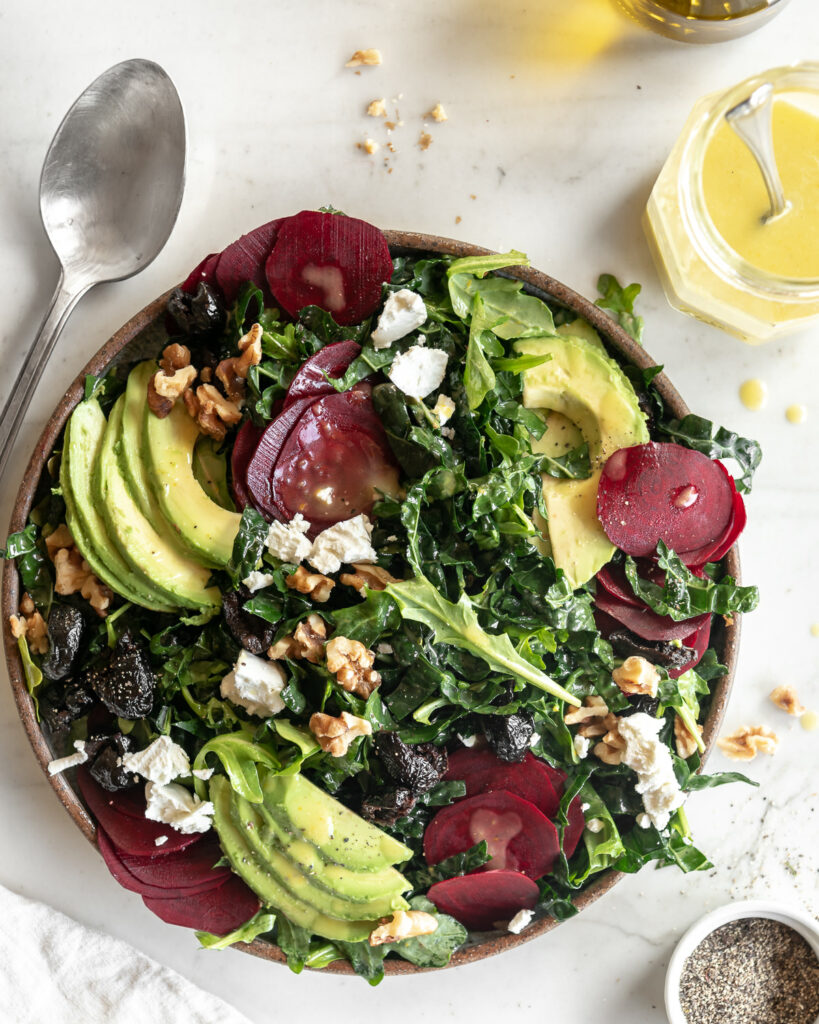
[196, 910, 276, 950]
[329, 344, 395, 393]
[684, 770, 758, 791]
[193, 733, 280, 803]
[333, 939, 386, 985]
[572, 782, 625, 883]
[331, 591, 400, 647]
[447, 250, 530, 282]
[17, 635, 43, 715]
[659, 668, 709, 754]
[657, 413, 762, 494]
[225, 508, 269, 588]
[385, 575, 580, 705]
[276, 917, 314, 973]
[406, 842, 490, 891]
[464, 294, 498, 410]
[392, 896, 468, 968]
[595, 274, 644, 345]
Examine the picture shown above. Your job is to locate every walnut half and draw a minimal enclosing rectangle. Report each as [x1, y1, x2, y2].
[326, 636, 381, 698]
[9, 592, 48, 655]
[769, 685, 806, 717]
[339, 563, 400, 595]
[612, 656, 659, 697]
[309, 711, 372, 757]
[674, 715, 703, 759]
[286, 565, 335, 603]
[47, 525, 112, 616]
[717, 725, 779, 762]
[369, 910, 438, 947]
[268, 614, 327, 664]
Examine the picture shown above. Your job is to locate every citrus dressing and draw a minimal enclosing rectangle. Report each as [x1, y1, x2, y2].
[739, 379, 767, 411]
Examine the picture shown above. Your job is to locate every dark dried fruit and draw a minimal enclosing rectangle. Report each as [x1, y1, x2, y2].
[167, 283, 226, 339]
[222, 588, 275, 656]
[87, 732, 139, 791]
[375, 733, 448, 794]
[620, 694, 661, 719]
[41, 680, 97, 737]
[483, 711, 535, 763]
[41, 604, 85, 681]
[360, 788, 417, 827]
[608, 628, 693, 671]
[85, 632, 155, 719]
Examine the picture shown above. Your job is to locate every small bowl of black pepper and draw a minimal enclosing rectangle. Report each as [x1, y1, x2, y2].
[665, 900, 819, 1024]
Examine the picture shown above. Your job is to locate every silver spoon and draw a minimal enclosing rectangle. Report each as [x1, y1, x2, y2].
[725, 82, 791, 224]
[0, 58, 186, 481]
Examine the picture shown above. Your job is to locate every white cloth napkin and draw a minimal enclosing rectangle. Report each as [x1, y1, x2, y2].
[0, 883, 253, 1024]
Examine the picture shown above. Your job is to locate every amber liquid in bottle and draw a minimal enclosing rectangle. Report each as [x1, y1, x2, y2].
[616, 0, 789, 41]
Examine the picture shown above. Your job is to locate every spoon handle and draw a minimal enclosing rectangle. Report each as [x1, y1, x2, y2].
[0, 275, 87, 482]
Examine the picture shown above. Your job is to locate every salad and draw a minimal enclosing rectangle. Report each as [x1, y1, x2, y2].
[4, 210, 762, 982]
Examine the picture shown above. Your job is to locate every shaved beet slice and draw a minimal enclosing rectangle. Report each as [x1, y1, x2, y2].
[265, 210, 393, 325]
[216, 218, 283, 303]
[78, 768, 201, 857]
[244, 396, 316, 520]
[598, 442, 736, 563]
[283, 340, 362, 409]
[680, 467, 746, 566]
[181, 252, 220, 294]
[596, 564, 644, 609]
[118, 833, 231, 893]
[424, 790, 560, 880]
[563, 797, 585, 859]
[669, 617, 712, 679]
[98, 827, 174, 900]
[98, 828, 225, 899]
[231, 420, 264, 509]
[142, 874, 261, 935]
[446, 748, 561, 819]
[594, 587, 710, 643]
[272, 384, 400, 533]
[427, 870, 539, 931]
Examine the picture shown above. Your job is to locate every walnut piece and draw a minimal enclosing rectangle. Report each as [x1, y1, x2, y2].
[369, 910, 438, 947]
[358, 139, 380, 155]
[309, 711, 372, 757]
[286, 565, 335, 603]
[326, 636, 381, 698]
[269, 614, 327, 664]
[44, 524, 74, 558]
[158, 342, 191, 373]
[47, 525, 112, 616]
[593, 717, 626, 766]
[339, 562, 400, 595]
[717, 725, 779, 762]
[152, 364, 197, 400]
[9, 592, 48, 654]
[418, 131, 433, 151]
[184, 384, 241, 441]
[612, 656, 659, 697]
[215, 358, 247, 404]
[345, 48, 382, 67]
[579, 711, 619, 740]
[367, 98, 386, 117]
[564, 695, 608, 726]
[674, 715, 702, 759]
[147, 376, 173, 418]
[427, 103, 448, 123]
[769, 685, 806, 717]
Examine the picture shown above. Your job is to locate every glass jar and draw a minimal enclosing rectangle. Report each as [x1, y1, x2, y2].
[644, 63, 819, 344]
[616, 0, 792, 43]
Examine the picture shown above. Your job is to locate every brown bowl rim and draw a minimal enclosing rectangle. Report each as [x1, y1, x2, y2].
[1, 229, 740, 976]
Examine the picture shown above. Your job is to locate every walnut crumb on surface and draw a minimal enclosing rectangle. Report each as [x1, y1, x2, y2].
[455, 216, 462, 224]
[357, 138, 380, 155]
[366, 98, 386, 117]
[427, 102, 447, 122]
[769, 685, 806, 716]
[717, 725, 779, 761]
[346, 48, 382, 68]
[418, 131, 433, 151]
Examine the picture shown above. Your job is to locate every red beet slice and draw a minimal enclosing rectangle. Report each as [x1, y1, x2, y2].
[427, 870, 539, 931]
[594, 587, 710, 643]
[231, 420, 264, 509]
[98, 827, 175, 900]
[78, 769, 201, 858]
[142, 874, 261, 935]
[446, 748, 561, 820]
[424, 790, 560, 880]
[181, 252, 220, 294]
[283, 340, 362, 409]
[216, 218, 283, 303]
[244, 396, 316, 520]
[681, 466, 747, 566]
[598, 442, 735, 563]
[118, 833, 231, 892]
[272, 384, 400, 533]
[669, 617, 712, 679]
[563, 797, 585, 859]
[265, 210, 393, 325]
[596, 564, 644, 609]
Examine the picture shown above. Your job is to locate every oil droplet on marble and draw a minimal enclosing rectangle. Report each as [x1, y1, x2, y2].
[786, 404, 807, 424]
[811, 623, 819, 638]
[801, 710, 818, 732]
[739, 379, 767, 411]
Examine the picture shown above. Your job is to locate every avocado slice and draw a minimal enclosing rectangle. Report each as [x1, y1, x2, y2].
[119, 362, 160, 522]
[210, 776, 374, 942]
[516, 334, 650, 588]
[95, 397, 220, 610]
[143, 399, 241, 567]
[193, 437, 235, 511]
[61, 402, 174, 612]
[261, 772, 413, 873]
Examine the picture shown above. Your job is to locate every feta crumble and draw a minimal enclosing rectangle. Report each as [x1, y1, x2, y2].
[441, 426, 455, 440]
[47, 740, 88, 776]
[267, 514, 312, 563]
[507, 909, 534, 934]
[387, 345, 448, 399]
[585, 818, 604, 833]
[242, 570, 276, 593]
[371, 289, 427, 349]
[121, 735, 191, 786]
[433, 393, 456, 426]
[154, 835, 169, 847]
[376, 643, 394, 655]
[636, 812, 652, 829]
[573, 734, 591, 760]
[617, 713, 685, 830]
[192, 767, 214, 781]
[144, 782, 214, 835]
[457, 734, 478, 748]
[308, 514, 377, 575]
[221, 650, 287, 718]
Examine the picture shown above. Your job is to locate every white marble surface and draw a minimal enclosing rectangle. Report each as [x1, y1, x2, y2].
[1, 1, 817, 1020]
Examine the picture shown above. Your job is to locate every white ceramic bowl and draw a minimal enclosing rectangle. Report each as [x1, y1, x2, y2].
[665, 899, 819, 1024]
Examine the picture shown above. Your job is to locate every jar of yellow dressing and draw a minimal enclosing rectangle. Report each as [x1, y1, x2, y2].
[644, 63, 819, 343]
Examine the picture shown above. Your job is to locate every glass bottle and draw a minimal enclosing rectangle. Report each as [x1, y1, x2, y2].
[615, 0, 792, 43]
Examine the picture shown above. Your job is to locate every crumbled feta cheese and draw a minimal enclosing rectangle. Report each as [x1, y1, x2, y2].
[636, 812, 652, 829]
[507, 909, 534, 934]
[585, 818, 604, 833]
[457, 734, 478, 748]
[242, 570, 276, 593]
[618, 713, 685, 831]
[433, 393, 456, 426]
[121, 735, 190, 786]
[387, 345, 448, 399]
[441, 426, 455, 440]
[221, 650, 287, 718]
[528, 731, 540, 748]
[144, 782, 214, 835]
[308, 515, 377, 575]
[192, 767, 214, 781]
[154, 835, 169, 847]
[371, 289, 427, 349]
[47, 740, 88, 776]
[267, 513, 312, 563]
[581, 802, 591, 813]
[386, 535, 399, 543]
[376, 643, 394, 655]
[573, 734, 591, 760]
